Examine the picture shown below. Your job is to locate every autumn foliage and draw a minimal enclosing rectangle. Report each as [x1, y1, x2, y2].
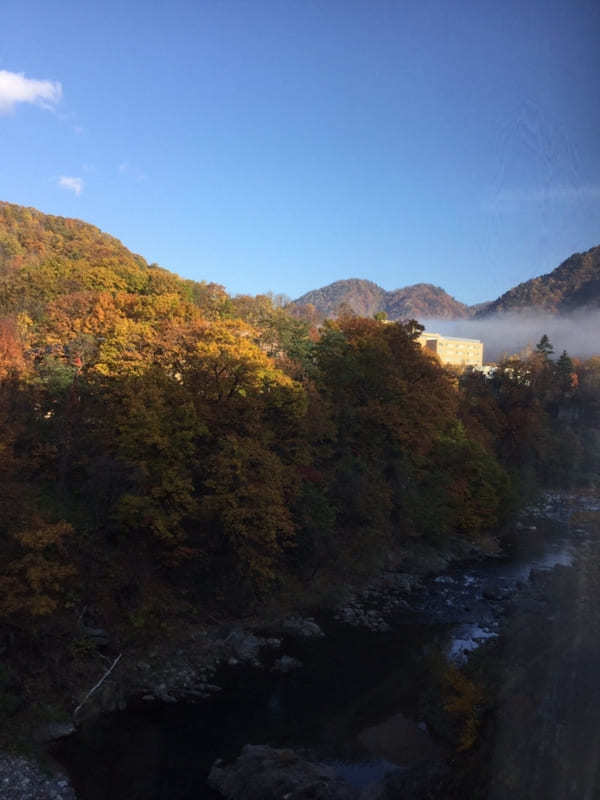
[0, 202, 599, 725]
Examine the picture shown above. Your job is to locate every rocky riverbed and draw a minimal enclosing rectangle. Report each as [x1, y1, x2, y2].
[10, 491, 599, 799]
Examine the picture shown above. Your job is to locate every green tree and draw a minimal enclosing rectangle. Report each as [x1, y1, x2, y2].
[555, 349, 575, 392]
[536, 334, 554, 360]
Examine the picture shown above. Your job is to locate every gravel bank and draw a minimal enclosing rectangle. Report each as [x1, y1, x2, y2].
[0, 753, 77, 800]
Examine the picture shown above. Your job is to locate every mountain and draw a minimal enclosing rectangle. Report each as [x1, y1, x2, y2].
[293, 279, 386, 318]
[0, 201, 185, 308]
[478, 245, 600, 316]
[0, 201, 227, 319]
[293, 279, 472, 320]
[385, 283, 471, 319]
[469, 300, 493, 316]
[293, 245, 600, 322]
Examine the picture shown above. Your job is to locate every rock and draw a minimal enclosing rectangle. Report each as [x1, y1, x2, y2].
[222, 629, 281, 666]
[334, 603, 390, 632]
[81, 626, 110, 645]
[281, 616, 325, 639]
[155, 686, 177, 702]
[200, 683, 222, 695]
[273, 655, 303, 673]
[33, 721, 76, 743]
[208, 745, 359, 799]
[482, 587, 504, 602]
[224, 629, 265, 663]
[357, 712, 443, 766]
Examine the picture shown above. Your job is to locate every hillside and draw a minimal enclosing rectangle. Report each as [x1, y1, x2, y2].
[0, 201, 234, 331]
[478, 244, 600, 316]
[293, 278, 471, 320]
[0, 202, 181, 307]
[293, 279, 386, 318]
[385, 283, 471, 319]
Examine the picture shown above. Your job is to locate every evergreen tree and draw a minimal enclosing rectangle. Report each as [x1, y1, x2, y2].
[536, 334, 554, 360]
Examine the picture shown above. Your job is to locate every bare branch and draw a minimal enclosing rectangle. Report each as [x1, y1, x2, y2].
[73, 653, 122, 722]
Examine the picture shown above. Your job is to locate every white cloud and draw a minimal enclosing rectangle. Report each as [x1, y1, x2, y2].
[0, 69, 62, 114]
[58, 176, 83, 196]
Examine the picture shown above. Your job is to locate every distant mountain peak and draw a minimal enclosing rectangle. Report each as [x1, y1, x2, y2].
[477, 244, 600, 316]
[293, 279, 472, 320]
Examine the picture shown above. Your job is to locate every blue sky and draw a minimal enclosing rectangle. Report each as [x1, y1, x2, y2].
[1, 0, 599, 304]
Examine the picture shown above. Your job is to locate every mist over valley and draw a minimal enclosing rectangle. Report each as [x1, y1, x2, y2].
[419, 309, 600, 362]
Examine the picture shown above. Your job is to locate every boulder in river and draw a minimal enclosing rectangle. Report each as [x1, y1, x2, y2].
[33, 720, 76, 743]
[208, 744, 360, 799]
[357, 712, 443, 766]
[281, 616, 325, 639]
[272, 654, 303, 673]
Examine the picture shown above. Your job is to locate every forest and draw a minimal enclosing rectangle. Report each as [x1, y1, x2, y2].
[1, 202, 600, 739]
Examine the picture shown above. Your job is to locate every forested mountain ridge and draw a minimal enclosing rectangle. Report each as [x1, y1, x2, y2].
[0, 202, 246, 375]
[293, 278, 472, 320]
[0, 201, 147, 273]
[477, 244, 600, 316]
[293, 279, 387, 318]
[385, 282, 471, 319]
[0, 200, 228, 317]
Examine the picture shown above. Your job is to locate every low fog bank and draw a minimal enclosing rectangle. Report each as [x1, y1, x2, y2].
[419, 310, 600, 363]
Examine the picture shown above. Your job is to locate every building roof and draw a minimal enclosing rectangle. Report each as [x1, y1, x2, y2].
[421, 332, 482, 344]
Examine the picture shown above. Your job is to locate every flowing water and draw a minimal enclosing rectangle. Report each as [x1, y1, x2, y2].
[54, 494, 599, 799]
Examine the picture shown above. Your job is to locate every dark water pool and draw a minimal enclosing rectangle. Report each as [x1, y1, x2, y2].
[55, 620, 450, 798]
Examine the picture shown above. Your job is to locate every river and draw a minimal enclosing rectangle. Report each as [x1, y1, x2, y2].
[54, 492, 600, 799]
